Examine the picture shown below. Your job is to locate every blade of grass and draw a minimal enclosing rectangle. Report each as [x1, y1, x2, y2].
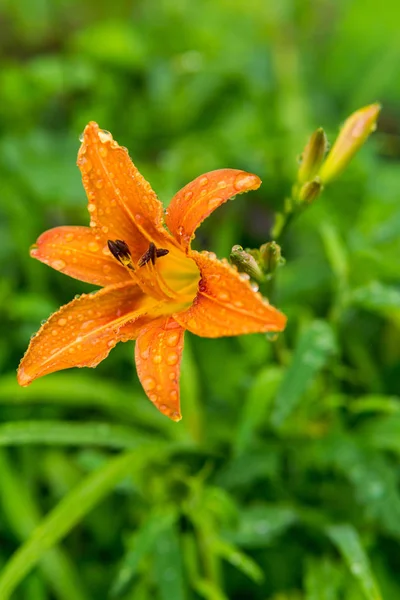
[0, 448, 143, 599]
[326, 524, 382, 600]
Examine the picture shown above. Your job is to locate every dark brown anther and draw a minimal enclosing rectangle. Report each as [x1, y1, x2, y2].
[107, 239, 134, 269]
[138, 242, 169, 267]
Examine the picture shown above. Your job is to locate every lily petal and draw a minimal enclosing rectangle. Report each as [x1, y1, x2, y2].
[174, 251, 287, 337]
[135, 317, 185, 422]
[18, 282, 158, 386]
[165, 169, 261, 251]
[30, 226, 129, 286]
[78, 122, 176, 261]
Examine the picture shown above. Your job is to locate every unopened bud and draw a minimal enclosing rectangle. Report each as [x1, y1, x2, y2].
[230, 245, 264, 282]
[298, 128, 328, 184]
[259, 241, 285, 275]
[298, 177, 323, 204]
[319, 103, 381, 184]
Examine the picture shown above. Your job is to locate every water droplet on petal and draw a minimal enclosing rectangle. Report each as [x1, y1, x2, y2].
[88, 241, 100, 252]
[51, 259, 66, 270]
[98, 145, 108, 157]
[103, 265, 111, 274]
[153, 354, 162, 364]
[98, 129, 113, 143]
[177, 225, 184, 237]
[143, 377, 156, 391]
[217, 291, 230, 301]
[65, 232, 74, 242]
[251, 282, 259, 292]
[51, 329, 58, 336]
[170, 390, 178, 402]
[79, 132, 84, 142]
[88, 203, 96, 213]
[58, 318, 67, 326]
[101, 226, 109, 234]
[166, 332, 179, 347]
[184, 191, 193, 201]
[199, 176, 208, 186]
[239, 273, 250, 281]
[234, 172, 259, 192]
[167, 352, 178, 366]
[95, 179, 103, 189]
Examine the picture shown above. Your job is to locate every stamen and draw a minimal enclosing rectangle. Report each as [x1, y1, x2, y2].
[107, 239, 135, 270]
[138, 242, 169, 267]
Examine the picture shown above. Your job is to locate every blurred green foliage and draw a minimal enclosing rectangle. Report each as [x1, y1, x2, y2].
[1, 0, 400, 598]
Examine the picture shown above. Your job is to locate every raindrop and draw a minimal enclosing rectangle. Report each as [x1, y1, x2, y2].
[250, 282, 259, 292]
[167, 352, 178, 366]
[98, 145, 108, 158]
[166, 332, 179, 347]
[153, 354, 162, 364]
[79, 132, 84, 142]
[217, 291, 230, 301]
[88, 203, 96, 213]
[98, 129, 113, 143]
[234, 172, 258, 192]
[65, 232, 75, 242]
[143, 377, 156, 390]
[58, 318, 67, 326]
[88, 241, 100, 252]
[199, 176, 208, 186]
[51, 259, 66, 270]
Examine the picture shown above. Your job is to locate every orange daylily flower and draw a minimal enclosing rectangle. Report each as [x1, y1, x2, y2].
[17, 123, 287, 421]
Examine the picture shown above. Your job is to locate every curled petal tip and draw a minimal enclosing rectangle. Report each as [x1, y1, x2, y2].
[17, 366, 32, 387]
[234, 172, 262, 192]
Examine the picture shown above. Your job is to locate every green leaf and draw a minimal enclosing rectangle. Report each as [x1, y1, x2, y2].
[153, 519, 186, 600]
[349, 281, 400, 313]
[357, 415, 400, 454]
[0, 420, 150, 449]
[212, 538, 264, 584]
[0, 449, 140, 599]
[305, 556, 343, 600]
[234, 366, 282, 456]
[226, 505, 297, 548]
[271, 321, 337, 427]
[326, 524, 382, 600]
[110, 509, 177, 598]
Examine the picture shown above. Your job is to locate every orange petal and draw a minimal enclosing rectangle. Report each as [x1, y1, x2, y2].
[77, 122, 176, 261]
[165, 169, 261, 251]
[134, 317, 185, 422]
[174, 251, 287, 337]
[17, 282, 158, 386]
[30, 226, 130, 286]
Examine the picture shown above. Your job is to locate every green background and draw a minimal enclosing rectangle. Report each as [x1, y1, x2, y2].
[1, 0, 400, 598]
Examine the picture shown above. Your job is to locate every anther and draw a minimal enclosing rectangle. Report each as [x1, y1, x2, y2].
[107, 239, 134, 270]
[138, 242, 169, 268]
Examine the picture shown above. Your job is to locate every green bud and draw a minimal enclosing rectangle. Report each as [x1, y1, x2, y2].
[259, 241, 285, 275]
[298, 128, 328, 184]
[230, 245, 265, 282]
[298, 177, 323, 204]
[319, 103, 381, 184]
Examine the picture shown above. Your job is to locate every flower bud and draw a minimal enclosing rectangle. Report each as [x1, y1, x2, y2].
[298, 177, 323, 204]
[259, 241, 285, 275]
[319, 103, 381, 184]
[298, 128, 328, 184]
[230, 245, 264, 282]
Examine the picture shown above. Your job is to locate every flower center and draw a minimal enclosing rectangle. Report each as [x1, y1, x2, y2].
[107, 239, 199, 305]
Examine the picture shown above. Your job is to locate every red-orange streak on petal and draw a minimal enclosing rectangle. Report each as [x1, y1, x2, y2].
[135, 317, 185, 422]
[174, 251, 287, 337]
[165, 169, 261, 251]
[17, 282, 158, 386]
[30, 226, 130, 287]
[77, 122, 176, 261]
